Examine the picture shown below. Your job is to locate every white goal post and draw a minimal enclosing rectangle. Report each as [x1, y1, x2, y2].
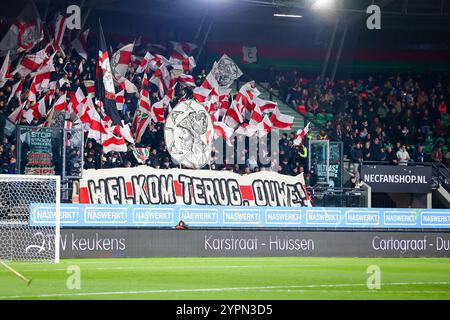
[0, 174, 60, 263]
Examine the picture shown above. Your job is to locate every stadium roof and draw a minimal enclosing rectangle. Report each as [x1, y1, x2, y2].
[2, 0, 450, 31]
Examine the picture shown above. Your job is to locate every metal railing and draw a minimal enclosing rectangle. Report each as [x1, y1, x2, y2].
[306, 187, 368, 208]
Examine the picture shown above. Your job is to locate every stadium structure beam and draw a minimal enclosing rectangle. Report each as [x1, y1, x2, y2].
[330, 24, 347, 82]
[194, 8, 209, 45]
[196, 19, 214, 65]
[320, 0, 342, 83]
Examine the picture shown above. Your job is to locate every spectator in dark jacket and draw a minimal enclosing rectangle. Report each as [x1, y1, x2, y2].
[351, 142, 364, 163]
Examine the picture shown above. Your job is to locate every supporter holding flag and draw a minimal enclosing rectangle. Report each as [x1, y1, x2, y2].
[96, 19, 122, 125]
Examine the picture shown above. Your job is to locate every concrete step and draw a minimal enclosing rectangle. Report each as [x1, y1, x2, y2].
[435, 186, 450, 208]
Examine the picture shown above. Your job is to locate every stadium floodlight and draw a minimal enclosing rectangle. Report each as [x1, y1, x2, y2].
[311, 0, 336, 9]
[273, 13, 303, 18]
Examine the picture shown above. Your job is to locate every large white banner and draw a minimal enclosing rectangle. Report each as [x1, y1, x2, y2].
[79, 167, 311, 207]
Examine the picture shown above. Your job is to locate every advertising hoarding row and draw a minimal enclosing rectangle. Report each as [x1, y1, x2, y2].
[30, 204, 450, 229]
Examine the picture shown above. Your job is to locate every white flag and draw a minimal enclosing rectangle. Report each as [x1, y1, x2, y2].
[242, 46, 258, 64]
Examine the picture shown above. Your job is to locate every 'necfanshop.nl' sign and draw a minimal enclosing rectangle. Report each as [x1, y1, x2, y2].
[361, 165, 432, 193]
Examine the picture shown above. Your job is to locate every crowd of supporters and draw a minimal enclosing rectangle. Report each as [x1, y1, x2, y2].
[1, 33, 449, 183]
[0, 44, 313, 182]
[266, 68, 450, 166]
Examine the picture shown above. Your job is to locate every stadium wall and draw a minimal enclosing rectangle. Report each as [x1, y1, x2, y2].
[79, 11, 450, 74]
[59, 229, 450, 258]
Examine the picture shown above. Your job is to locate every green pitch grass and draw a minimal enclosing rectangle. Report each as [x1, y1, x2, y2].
[0, 257, 449, 300]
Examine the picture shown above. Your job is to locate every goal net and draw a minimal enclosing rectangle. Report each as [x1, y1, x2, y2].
[0, 175, 60, 263]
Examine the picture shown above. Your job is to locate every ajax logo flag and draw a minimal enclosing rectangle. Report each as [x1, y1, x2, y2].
[242, 46, 258, 64]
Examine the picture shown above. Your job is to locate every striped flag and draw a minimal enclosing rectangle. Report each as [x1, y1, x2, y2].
[53, 13, 67, 52]
[111, 43, 134, 77]
[12, 49, 47, 76]
[72, 29, 90, 60]
[132, 73, 152, 143]
[293, 122, 311, 146]
[102, 124, 128, 153]
[0, 51, 12, 88]
[269, 107, 294, 130]
[96, 19, 122, 125]
[0, 1, 43, 53]
[133, 147, 149, 164]
[115, 89, 125, 111]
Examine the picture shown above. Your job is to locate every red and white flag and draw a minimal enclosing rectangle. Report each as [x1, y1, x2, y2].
[235, 123, 259, 137]
[8, 101, 27, 123]
[53, 13, 67, 52]
[120, 121, 134, 144]
[31, 52, 56, 92]
[170, 41, 197, 58]
[193, 86, 212, 103]
[114, 73, 139, 95]
[135, 51, 154, 74]
[68, 87, 85, 114]
[249, 105, 263, 126]
[137, 74, 151, 113]
[111, 43, 134, 77]
[223, 99, 243, 129]
[7, 79, 23, 104]
[132, 74, 152, 142]
[269, 107, 294, 130]
[115, 89, 125, 111]
[234, 81, 260, 113]
[253, 96, 277, 113]
[293, 122, 311, 146]
[175, 73, 196, 87]
[27, 76, 37, 103]
[0, 1, 43, 53]
[214, 121, 234, 146]
[0, 51, 13, 88]
[76, 60, 83, 77]
[71, 29, 90, 60]
[151, 99, 166, 123]
[169, 55, 196, 72]
[102, 125, 128, 153]
[87, 107, 107, 143]
[150, 64, 171, 97]
[151, 81, 175, 124]
[260, 115, 274, 137]
[24, 96, 46, 122]
[12, 49, 47, 77]
[83, 80, 95, 97]
[78, 96, 93, 125]
[53, 93, 67, 111]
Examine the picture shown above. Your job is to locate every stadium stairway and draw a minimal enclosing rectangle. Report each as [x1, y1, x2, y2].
[435, 186, 450, 208]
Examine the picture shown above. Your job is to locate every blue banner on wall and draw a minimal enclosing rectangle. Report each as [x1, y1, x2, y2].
[29, 204, 450, 229]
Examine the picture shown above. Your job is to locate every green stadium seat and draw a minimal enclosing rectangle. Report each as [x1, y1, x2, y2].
[315, 113, 325, 122]
[435, 137, 445, 145]
[306, 112, 315, 121]
[326, 113, 334, 121]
